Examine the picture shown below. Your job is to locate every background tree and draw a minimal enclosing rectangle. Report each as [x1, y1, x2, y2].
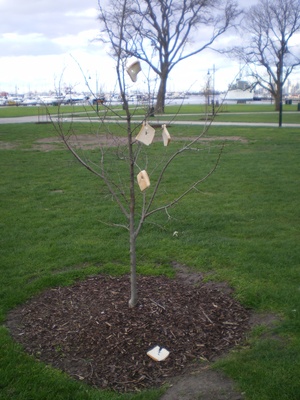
[235, 0, 300, 112]
[52, 3, 224, 308]
[98, 0, 241, 113]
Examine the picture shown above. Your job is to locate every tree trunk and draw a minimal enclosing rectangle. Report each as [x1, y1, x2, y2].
[275, 75, 282, 112]
[155, 67, 168, 114]
[128, 112, 138, 307]
[275, 58, 283, 112]
[129, 225, 137, 307]
[275, 92, 281, 112]
[129, 144, 137, 307]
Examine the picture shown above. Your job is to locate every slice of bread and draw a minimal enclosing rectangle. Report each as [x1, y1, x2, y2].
[147, 345, 170, 361]
[162, 124, 171, 146]
[137, 170, 150, 191]
[136, 122, 155, 146]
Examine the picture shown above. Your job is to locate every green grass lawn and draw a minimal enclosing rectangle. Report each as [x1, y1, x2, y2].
[0, 107, 300, 399]
[1, 101, 300, 123]
[0, 105, 96, 118]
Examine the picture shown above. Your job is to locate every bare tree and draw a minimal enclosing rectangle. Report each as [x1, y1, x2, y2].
[98, 0, 241, 113]
[51, 5, 224, 308]
[234, 0, 300, 112]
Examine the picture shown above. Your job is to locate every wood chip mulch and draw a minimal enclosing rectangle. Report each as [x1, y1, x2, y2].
[6, 273, 250, 393]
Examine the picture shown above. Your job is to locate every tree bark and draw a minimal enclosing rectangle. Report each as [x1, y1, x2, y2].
[129, 139, 137, 308]
[275, 91, 281, 112]
[155, 68, 168, 114]
[127, 110, 138, 307]
[129, 227, 137, 307]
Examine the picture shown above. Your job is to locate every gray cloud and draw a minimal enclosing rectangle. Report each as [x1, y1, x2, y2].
[0, 36, 63, 57]
[0, 0, 99, 37]
[0, 0, 259, 39]
[0, 0, 100, 57]
[0, 0, 260, 59]
[0, 0, 261, 93]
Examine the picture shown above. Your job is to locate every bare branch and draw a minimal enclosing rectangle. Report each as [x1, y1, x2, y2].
[97, 0, 241, 112]
[50, 0, 230, 308]
[232, 0, 300, 110]
[144, 142, 224, 219]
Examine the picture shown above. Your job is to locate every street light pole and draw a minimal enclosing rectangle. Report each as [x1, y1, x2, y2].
[279, 97, 283, 127]
[212, 64, 215, 116]
[208, 65, 216, 115]
[278, 56, 283, 127]
[207, 69, 210, 107]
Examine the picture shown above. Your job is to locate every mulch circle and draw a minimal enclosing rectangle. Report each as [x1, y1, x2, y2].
[6, 272, 250, 393]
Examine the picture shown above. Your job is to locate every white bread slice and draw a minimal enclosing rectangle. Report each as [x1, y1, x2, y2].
[126, 60, 141, 82]
[147, 345, 170, 361]
[136, 122, 155, 146]
[137, 170, 150, 191]
[162, 124, 171, 146]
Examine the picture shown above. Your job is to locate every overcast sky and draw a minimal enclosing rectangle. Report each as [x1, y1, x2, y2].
[0, 0, 261, 95]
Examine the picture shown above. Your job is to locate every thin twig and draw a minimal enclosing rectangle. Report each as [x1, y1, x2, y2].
[150, 298, 166, 310]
